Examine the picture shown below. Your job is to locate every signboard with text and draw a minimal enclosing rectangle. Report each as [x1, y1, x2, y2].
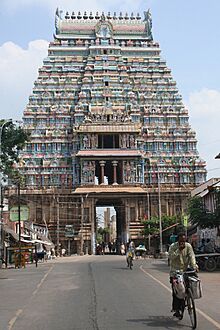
[65, 225, 75, 238]
[9, 206, 29, 222]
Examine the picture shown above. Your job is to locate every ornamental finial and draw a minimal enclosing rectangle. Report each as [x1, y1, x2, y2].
[55, 8, 62, 34]
[77, 11, 82, 19]
[95, 11, 100, 19]
[65, 11, 70, 19]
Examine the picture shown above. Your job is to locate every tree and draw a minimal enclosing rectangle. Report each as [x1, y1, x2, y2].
[142, 215, 178, 237]
[97, 227, 110, 244]
[0, 120, 29, 177]
[187, 196, 215, 228]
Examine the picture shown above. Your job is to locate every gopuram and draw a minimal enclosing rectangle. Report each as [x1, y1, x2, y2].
[11, 9, 206, 254]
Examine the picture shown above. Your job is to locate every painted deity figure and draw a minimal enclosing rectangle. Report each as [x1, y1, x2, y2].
[129, 135, 135, 148]
[83, 135, 89, 149]
[124, 161, 131, 182]
[121, 134, 128, 148]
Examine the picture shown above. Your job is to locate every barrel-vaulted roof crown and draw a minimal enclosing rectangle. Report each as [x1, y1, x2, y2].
[55, 8, 153, 40]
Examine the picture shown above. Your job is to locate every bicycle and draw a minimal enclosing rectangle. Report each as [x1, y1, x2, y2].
[127, 251, 133, 270]
[173, 270, 200, 329]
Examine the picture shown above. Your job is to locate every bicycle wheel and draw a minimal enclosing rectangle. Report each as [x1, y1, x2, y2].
[204, 258, 217, 272]
[186, 288, 197, 329]
[128, 256, 132, 269]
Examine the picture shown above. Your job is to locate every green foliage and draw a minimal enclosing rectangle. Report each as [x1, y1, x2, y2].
[96, 227, 110, 243]
[187, 196, 216, 228]
[0, 120, 29, 176]
[161, 215, 177, 230]
[142, 215, 178, 237]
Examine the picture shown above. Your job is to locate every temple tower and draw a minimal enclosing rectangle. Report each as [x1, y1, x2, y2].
[12, 9, 206, 254]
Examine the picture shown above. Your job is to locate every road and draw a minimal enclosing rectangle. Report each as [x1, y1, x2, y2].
[0, 255, 220, 330]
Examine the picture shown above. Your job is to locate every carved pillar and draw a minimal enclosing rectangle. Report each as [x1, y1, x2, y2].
[99, 161, 106, 185]
[112, 161, 118, 185]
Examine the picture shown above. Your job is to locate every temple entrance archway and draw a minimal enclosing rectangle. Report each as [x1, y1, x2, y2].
[95, 198, 128, 253]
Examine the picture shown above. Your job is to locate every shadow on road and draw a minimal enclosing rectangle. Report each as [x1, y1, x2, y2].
[127, 315, 190, 328]
[112, 267, 133, 271]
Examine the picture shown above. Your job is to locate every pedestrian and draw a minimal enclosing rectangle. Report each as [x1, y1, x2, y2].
[101, 241, 105, 255]
[61, 248, 66, 257]
[108, 242, 112, 254]
[204, 238, 214, 253]
[34, 247, 38, 268]
[120, 243, 125, 255]
[51, 248, 55, 258]
[112, 242, 116, 253]
[199, 238, 206, 252]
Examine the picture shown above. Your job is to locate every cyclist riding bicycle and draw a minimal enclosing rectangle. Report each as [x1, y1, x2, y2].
[168, 232, 198, 318]
[126, 239, 135, 267]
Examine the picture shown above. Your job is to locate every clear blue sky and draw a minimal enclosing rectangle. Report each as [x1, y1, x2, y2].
[1, 0, 220, 178]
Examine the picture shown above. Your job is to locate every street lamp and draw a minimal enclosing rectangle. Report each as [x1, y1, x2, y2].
[0, 119, 12, 268]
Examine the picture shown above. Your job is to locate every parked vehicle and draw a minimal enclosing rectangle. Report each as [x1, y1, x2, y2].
[195, 253, 220, 272]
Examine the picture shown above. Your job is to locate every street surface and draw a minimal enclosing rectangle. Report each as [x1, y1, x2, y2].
[0, 255, 220, 330]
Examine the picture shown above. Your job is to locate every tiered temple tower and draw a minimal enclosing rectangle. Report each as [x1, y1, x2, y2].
[12, 9, 206, 254]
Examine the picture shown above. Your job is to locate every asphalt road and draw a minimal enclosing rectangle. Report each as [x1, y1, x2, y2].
[0, 255, 220, 330]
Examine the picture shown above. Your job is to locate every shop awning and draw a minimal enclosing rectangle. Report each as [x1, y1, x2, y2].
[3, 225, 19, 241]
[33, 239, 53, 246]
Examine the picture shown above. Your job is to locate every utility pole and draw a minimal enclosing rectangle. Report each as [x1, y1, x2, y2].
[80, 196, 84, 256]
[17, 181, 22, 268]
[0, 119, 12, 268]
[56, 194, 60, 256]
[158, 170, 163, 254]
[0, 184, 3, 268]
[147, 192, 151, 251]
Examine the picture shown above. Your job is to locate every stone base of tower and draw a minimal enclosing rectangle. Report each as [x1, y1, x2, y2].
[6, 185, 191, 255]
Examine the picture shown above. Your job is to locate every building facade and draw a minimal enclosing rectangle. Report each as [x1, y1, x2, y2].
[9, 9, 206, 254]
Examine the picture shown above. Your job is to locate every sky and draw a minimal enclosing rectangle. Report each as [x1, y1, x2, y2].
[0, 0, 220, 178]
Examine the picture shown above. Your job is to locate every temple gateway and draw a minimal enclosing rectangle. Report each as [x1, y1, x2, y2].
[11, 9, 206, 254]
